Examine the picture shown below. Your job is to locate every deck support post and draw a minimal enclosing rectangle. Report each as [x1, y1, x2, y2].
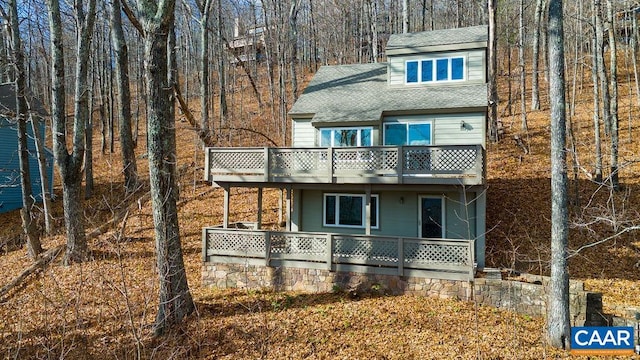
[397, 146, 404, 183]
[326, 233, 333, 271]
[278, 189, 283, 226]
[257, 187, 263, 230]
[263, 147, 270, 182]
[398, 237, 404, 276]
[365, 185, 372, 236]
[475, 189, 486, 269]
[285, 186, 292, 231]
[327, 147, 334, 182]
[264, 231, 271, 267]
[223, 185, 230, 229]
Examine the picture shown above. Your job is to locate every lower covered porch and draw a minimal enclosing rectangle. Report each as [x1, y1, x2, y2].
[202, 227, 475, 281]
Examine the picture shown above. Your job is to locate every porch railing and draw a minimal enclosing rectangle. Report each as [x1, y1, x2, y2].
[204, 145, 484, 186]
[202, 227, 475, 281]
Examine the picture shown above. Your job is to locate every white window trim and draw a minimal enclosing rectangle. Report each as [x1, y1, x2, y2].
[383, 120, 433, 146]
[323, 193, 379, 229]
[418, 195, 446, 238]
[404, 56, 466, 84]
[319, 127, 373, 147]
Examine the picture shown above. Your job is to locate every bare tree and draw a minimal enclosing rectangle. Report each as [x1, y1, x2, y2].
[488, 0, 499, 142]
[605, 0, 619, 190]
[591, 12, 603, 182]
[531, 0, 544, 110]
[47, 0, 96, 264]
[216, 0, 228, 130]
[547, 0, 570, 349]
[195, 0, 214, 134]
[518, 0, 527, 131]
[7, 0, 42, 259]
[128, 0, 195, 335]
[109, 0, 139, 193]
[289, 0, 301, 101]
[403, 0, 409, 33]
[632, 11, 640, 106]
[594, 0, 610, 135]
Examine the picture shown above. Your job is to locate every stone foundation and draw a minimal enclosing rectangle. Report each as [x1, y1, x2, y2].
[202, 263, 607, 326]
[474, 273, 604, 326]
[203, 263, 472, 299]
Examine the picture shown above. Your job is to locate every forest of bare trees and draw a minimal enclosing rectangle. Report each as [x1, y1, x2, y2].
[3, 0, 640, 348]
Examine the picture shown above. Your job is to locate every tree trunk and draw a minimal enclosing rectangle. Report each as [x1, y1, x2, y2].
[216, 0, 227, 130]
[592, 34, 603, 182]
[85, 57, 94, 199]
[289, 0, 300, 102]
[488, 0, 499, 142]
[595, 0, 610, 135]
[547, 0, 570, 349]
[199, 0, 213, 134]
[402, 0, 409, 33]
[47, 0, 95, 265]
[137, 0, 194, 335]
[632, 14, 640, 106]
[519, 0, 527, 131]
[29, 115, 52, 235]
[370, 0, 379, 62]
[531, 0, 544, 110]
[605, 0, 619, 190]
[9, 0, 42, 259]
[110, 0, 139, 193]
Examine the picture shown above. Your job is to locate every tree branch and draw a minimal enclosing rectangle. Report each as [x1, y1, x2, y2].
[121, 0, 144, 36]
[568, 225, 640, 257]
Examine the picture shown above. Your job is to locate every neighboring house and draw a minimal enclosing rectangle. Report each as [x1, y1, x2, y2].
[203, 26, 488, 290]
[228, 18, 265, 64]
[0, 83, 54, 214]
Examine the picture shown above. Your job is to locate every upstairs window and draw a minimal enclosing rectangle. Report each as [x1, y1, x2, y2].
[320, 127, 372, 147]
[406, 56, 465, 84]
[384, 122, 432, 146]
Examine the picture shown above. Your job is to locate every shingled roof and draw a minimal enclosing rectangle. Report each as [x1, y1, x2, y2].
[0, 83, 48, 118]
[288, 63, 488, 124]
[386, 25, 488, 52]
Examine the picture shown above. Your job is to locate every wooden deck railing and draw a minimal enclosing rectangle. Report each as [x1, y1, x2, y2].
[202, 227, 475, 281]
[204, 145, 484, 186]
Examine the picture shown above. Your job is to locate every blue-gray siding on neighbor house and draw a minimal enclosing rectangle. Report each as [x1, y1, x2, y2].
[0, 117, 54, 213]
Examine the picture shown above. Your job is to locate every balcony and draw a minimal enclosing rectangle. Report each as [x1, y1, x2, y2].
[203, 227, 475, 281]
[205, 145, 484, 186]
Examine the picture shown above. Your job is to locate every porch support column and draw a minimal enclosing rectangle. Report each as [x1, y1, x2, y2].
[256, 187, 263, 230]
[285, 186, 292, 231]
[278, 189, 284, 227]
[475, 189, 487, 269]
[459, 188, 470, 238]
[291, 189, 301, 232]
[365, 185, 372, 235]
[223, 185, 230, 229]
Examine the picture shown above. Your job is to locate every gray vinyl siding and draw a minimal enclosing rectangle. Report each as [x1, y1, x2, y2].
[297, 189, 478, 240]
[383, 113, 485, 146]
[467, 51, 486, 82]
[387, 49, 486, 86]
[292, 118, 315, 147]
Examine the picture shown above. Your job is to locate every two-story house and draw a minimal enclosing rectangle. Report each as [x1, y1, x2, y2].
[202, 26, 488, 294]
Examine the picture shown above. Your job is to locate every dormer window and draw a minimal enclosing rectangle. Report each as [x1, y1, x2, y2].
[405, 56, 465, 84]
